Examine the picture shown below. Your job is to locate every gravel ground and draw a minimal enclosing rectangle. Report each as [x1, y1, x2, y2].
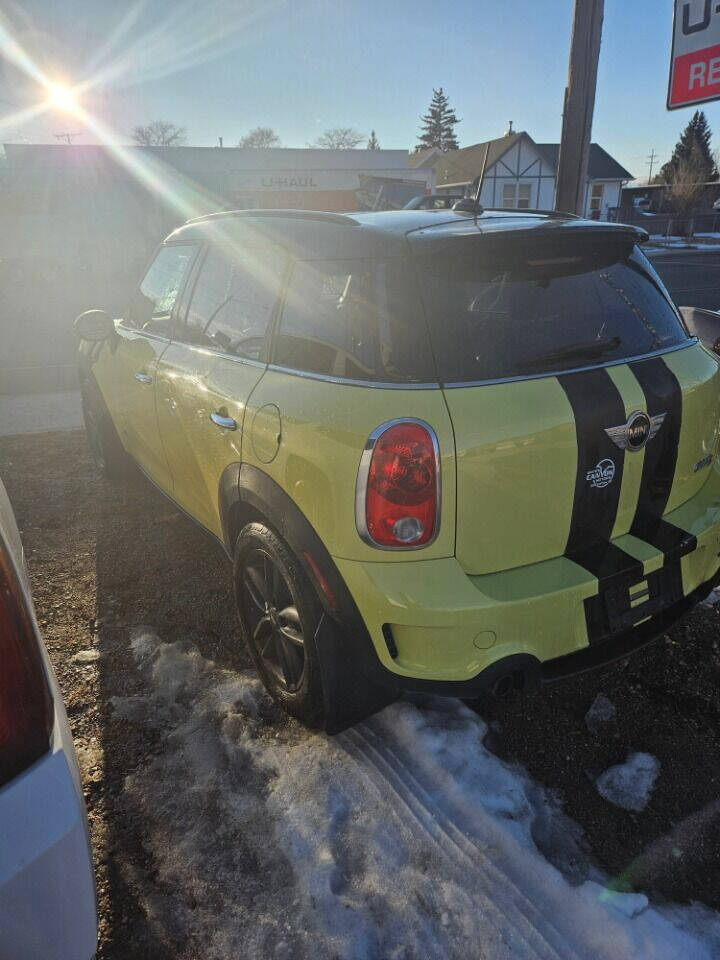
[2, 429, 720, 956]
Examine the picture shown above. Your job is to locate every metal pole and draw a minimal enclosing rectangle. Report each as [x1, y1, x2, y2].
[555, 0, 605, 215]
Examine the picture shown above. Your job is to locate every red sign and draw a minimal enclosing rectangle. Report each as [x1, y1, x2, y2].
[668, 1, 720, 109]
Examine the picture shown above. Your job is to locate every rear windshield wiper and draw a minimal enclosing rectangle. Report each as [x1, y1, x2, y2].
[516, 336, 621, 371]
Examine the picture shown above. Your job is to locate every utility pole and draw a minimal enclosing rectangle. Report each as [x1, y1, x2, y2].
[53, 131, 82, 145]
[555, 0, 604, 215]
[646, 148, 657, 184]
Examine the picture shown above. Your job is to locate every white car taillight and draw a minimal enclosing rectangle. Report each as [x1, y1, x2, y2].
[355, 419, 440, 549]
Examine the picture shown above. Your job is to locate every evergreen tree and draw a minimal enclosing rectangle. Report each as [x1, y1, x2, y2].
[367, 130, 380, 150]
[416, 88, 460, 152]
[659, 110, 717, 183]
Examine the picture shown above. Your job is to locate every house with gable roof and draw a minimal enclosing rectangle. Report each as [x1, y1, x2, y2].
[410, 128, 633, 220]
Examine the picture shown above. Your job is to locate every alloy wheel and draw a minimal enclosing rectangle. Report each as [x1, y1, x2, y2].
[241, 548, 306, 693]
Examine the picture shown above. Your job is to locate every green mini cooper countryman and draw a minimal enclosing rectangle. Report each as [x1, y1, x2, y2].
[76, 208, 720, 731]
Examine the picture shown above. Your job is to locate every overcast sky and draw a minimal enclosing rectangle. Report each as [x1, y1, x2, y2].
[1, 0, 719, 180]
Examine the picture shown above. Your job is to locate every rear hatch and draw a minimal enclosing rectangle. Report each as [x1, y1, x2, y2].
[411, 221, 720, 576]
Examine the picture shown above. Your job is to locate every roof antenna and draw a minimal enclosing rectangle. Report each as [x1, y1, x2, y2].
[452, 141, 488, 216]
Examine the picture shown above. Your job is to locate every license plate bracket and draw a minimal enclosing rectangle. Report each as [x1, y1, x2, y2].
[602, 564, 684, 634]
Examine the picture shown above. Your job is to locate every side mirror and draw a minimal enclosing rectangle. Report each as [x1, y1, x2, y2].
[74, 309, 115, 342]
[679, 306, 720, 356]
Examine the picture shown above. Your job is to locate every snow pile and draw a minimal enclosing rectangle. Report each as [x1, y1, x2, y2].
[110, 631, 720, 960]
[585, 694, 617, 734]
[596, 752, 660, 812]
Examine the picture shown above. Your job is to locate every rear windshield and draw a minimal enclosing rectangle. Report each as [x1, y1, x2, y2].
[416, 240, 689, 383]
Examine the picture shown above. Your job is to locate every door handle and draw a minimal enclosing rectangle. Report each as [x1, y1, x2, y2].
[134, 372, 153, 384]
[210, 411, 237, 431]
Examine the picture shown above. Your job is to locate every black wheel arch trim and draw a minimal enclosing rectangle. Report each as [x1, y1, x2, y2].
[220, 462, 398, 733]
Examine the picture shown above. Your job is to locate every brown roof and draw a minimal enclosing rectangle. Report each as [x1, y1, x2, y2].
[409, 133, 526, 185]
[409, 132, 633, 186]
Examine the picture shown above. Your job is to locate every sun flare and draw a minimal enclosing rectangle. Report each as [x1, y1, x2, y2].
[47, 82, 79, 114]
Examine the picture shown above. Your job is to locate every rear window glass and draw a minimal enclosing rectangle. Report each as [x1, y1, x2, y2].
[273, 258, 436, 383]
[416, 241, 689, 383]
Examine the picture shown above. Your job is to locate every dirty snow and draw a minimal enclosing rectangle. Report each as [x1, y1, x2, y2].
[585, 694, 617, 734]
[596, 752, 661, 813]
[110, 630, 720, 959]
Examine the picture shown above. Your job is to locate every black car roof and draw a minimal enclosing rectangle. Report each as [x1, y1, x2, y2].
[167, 208, 647, 257]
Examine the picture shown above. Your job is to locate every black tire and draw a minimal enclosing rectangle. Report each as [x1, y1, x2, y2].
[234, 522, 325, 727]
[80, 377, 132, 481]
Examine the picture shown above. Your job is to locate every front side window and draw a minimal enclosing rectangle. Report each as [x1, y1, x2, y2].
[273, 258, 436, 384]
[416, 239, 689, 383]
[183, 244, 286, 360]
[130, 243, 196, 333]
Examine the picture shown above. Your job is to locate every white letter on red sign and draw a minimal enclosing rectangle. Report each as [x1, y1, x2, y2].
[689, 61, 707, 88]
[709, 56, 720, 85]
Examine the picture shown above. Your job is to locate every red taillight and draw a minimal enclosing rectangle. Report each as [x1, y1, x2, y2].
[357, 420, 439, 548]
[0, 544, 53, 787]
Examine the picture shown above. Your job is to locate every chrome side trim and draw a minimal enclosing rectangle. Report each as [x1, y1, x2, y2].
[354, 418, 441, 551]
[166, 338, 267, 368]
[116, 323, 170, 345]
[441, 338, 698, 389]
[267, 364, 440, 390]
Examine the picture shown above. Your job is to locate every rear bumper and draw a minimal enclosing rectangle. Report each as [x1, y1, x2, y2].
[334, 467, 720, 691]
[0, 708, 97, 960]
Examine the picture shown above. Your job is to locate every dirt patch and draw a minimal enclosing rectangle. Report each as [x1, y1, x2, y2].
[2, 430, 720, 956]
[0, 430, 247, 958]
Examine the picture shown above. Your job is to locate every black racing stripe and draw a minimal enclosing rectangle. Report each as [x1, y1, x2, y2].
[559, 368, 644, 587]
[629, 357, 696, 560]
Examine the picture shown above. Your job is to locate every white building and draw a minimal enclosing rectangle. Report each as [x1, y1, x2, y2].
[411, 130, 633, 220]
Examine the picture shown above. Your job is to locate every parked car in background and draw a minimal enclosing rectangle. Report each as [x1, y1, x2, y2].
[0, 478, 97, 960]
[404, 194, 465, 209]
[76, 208, 720, 734]
[679, 306, 720, 355]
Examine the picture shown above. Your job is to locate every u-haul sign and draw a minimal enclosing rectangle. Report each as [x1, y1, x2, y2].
[668, 0, 720, 108]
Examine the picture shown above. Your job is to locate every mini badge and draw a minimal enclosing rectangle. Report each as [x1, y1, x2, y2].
[605, 411, 666, 452]
[586, 459, 616, 489]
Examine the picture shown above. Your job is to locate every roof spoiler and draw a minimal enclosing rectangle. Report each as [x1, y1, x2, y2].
[184, 209, 359, 227]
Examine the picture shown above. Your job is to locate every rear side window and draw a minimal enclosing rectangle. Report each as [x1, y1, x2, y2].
[273, 258, 436, 384]
[416, 241, 689, 383]
[130, 243, 196, 332]
[183, 244, 286, 360]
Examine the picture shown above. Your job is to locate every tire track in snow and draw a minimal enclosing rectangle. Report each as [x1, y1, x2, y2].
[341, 725, 566, 960]
[114, 635, 720, 960]
[339, 705, 716, 960]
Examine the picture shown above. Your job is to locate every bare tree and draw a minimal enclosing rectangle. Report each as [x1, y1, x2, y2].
[132, 120, 187, 146]
[311, 127, 364, 149]
[667, 147, 706, 233]
[238, 126, 281, 148]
